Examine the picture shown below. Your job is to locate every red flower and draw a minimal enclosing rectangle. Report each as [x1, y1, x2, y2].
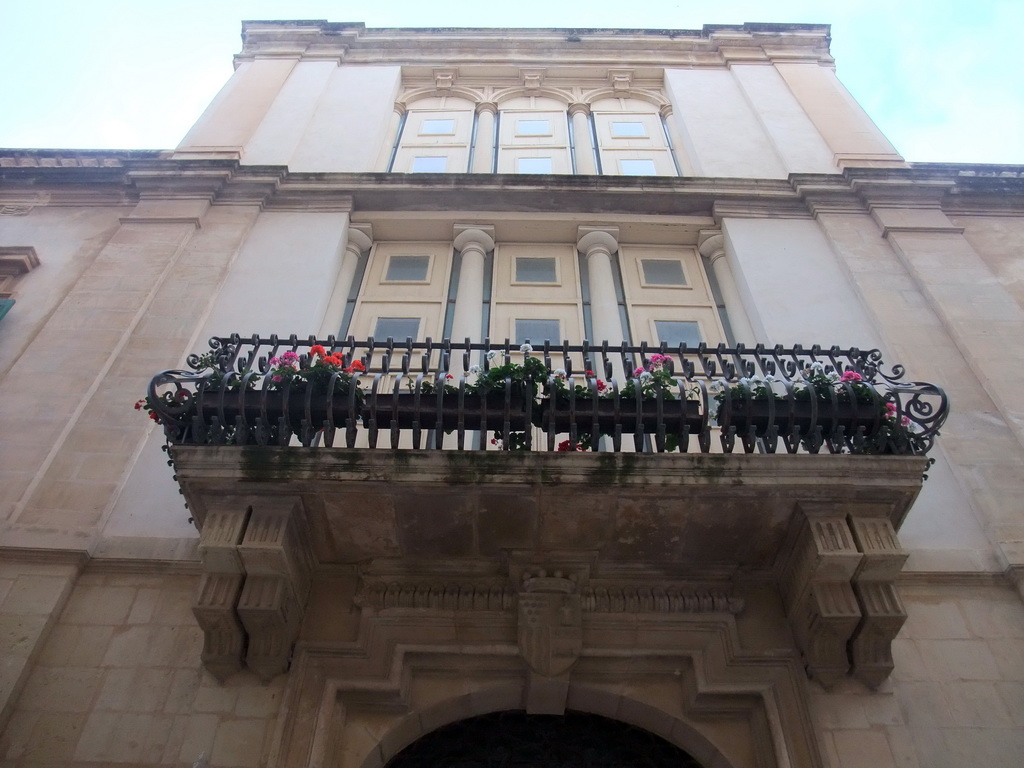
[134, 399, 145, 410]
[350, 360, 365, 372]
[310, 344, 327, 357]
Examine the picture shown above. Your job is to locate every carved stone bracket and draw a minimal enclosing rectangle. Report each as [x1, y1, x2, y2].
[847, 517, 909, 688]
[776, 507, 908, 688]
[191, 497, 311, 682]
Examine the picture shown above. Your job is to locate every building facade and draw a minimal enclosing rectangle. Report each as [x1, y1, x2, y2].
[1, 20, 1023, 768]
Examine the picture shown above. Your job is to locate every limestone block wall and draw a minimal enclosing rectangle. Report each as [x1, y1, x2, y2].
[813, 584, 1024, 768]
[0, 571, 284, 767]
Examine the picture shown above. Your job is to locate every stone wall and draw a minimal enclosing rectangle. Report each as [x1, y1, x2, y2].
[0, 571, 283, 767]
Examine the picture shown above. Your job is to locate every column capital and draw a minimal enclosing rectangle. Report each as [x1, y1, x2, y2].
[453, 226, 495, 253]
[576, 227, 619, 257]
[393, 101, 407, 115]
[346, 227, 373, 255]
[568, 102, 591, 118]
[659, 103, 673, 119]
[697, 231, 725, 261]
[476, 101, 498, 116]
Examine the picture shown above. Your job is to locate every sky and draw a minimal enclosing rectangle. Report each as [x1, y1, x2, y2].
[1, 0, 1021, 165]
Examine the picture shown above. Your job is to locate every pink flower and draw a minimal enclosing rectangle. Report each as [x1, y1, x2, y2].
[885, 402, 897, 415]
[272, 374, 283, 383]
[901, 416, 911, 426]
[649, 354, 668, 369]
[281, 350, 299, 362]
[633, 367, 645, 377]
[840, 370, 863, 382]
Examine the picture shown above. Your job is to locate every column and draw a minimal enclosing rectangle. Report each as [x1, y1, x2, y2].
[378, 102, 406, 171]
[472, 102, 498, 173]
[577, 228, 625, 345]
[568, 103, 597, 175]
[698, 231, 756, 346]
[451, 227, 495, 348]
[319, 225, 373, 337]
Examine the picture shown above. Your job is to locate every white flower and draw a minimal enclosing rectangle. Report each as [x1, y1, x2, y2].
[764, 374, 776, 382]
[810, 361, 825, 372]
[519, 343, 533, 354]
[639, 371, 654, 382]
[739, 377, 751, 386]
[468, 365, 482, 375]
[553, 368, 567, 378]
[486, 350, 500, 362]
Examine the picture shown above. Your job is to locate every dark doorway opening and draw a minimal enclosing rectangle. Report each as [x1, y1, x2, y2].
[385, 709, 705, 767]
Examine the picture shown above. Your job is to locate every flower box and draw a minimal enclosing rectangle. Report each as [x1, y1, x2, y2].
[535, 397, 702, 434]
[717, 398, 883, 438]
[361, 392, 531, 431]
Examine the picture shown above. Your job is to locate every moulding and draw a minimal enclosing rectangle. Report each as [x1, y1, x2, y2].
[0, 546, 88, 568]
[117, 216, 202, 228]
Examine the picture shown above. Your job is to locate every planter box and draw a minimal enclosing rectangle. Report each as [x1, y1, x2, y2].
[535, 397, 702, 434]
[196, 384, 362, 430]
[718, 398, 882, 438]
[361, 392, 531, 431]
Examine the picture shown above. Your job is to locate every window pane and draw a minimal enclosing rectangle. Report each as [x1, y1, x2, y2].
[611, 121, 647, 137]
[515, 257, 557, 283]
[654, 320, 702, 347]
[385, 256, 430, 282]
[517, 157, 553, 174]
[517, 119, 551, 136]
[411, 156, 447, 173]
[374, 317, 421, 340]
[420, 119, 455, 135]
[515, 319, 560, 344]
[619, 159, 656, 176]
[641, 259, 686, 286]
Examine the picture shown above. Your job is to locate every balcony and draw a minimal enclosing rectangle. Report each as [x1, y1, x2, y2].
[146, 336, 947, 688]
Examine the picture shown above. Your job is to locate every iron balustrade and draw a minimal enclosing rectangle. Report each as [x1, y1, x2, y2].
[146, 335, 948, 456]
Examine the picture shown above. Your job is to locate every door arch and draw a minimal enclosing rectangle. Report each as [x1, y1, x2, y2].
[384, 710, 706, 768]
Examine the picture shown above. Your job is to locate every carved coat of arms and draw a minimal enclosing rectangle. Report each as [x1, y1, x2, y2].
[517, 575, 582, 677]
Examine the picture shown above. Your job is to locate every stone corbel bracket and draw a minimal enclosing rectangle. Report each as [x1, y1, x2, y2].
[193, 496, 313, 682]
[775, 504, 908, 688]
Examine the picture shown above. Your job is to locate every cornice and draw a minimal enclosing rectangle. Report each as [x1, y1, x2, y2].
[235, 21, 834, 69]
[3, 157, 1022, 219]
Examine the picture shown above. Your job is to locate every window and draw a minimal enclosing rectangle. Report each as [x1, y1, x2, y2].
[374, 317, 421, 340]
[385, 255, 431, 283]
[619, 159, 657, 176]
[641, 259, 686, 286]
[517, 157, 553, 174]
[515, 318, 561, 344]
[654, 320, 701, 347]
[516, 119, 551, 136]
[420, 119, 455, 135]
[515, 257, 558, 284]
[611, 121, 647, 138]
[411, 156, 447, 173]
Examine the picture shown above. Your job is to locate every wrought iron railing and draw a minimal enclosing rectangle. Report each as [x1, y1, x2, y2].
[146, 335, 948, 456]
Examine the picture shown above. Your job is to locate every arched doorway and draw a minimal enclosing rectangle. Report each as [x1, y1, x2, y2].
[384, 710, 705, 767]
